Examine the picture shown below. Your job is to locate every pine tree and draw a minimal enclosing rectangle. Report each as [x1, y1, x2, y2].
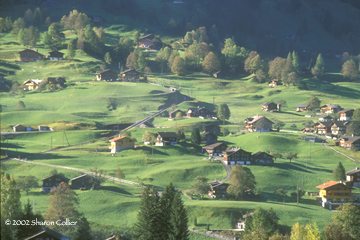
[104, 52, 112, 65]
[137, 51, 147, 72]
[17, 28, 25, 45]
[169, 192, 189, 240]
[290, 222, 306, 240]
[292, 51, 301, 73]
[191, 128, 201, 146]
[311, 53, 326, 77]
[333, 162, 346, 181]
[159, 183, 176, 238]
[73, 216, 93, 240]
[67, 39, 76, 59]
[16, 199, 44, 240]
[32, 8, 42, 26]
[287, 52, 293, 61]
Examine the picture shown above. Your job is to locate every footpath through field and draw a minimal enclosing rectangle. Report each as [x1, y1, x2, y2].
[322, 142, 360, 164]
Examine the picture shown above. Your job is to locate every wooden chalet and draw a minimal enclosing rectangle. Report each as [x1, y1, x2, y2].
[268, 80, 279, 87]
[319, 115, 333, 122]
[169, 109, 184, 118]
[202, 132, 217, 145]
[296, 104, 308, 112]
[204, 123, 220, 135]
[223, 148, 252, 165]
[208, 181, 229, 198]
[313, 121, 332, 134]
[48, 50, 64, 60]
[339, 109, 354, 121]
[18, 49, 44, 62]
[121, 69, 140, 82]
[331, 121, 348, 135]
[320, 104, 343, 114]
[261, 102, 278, 112]
[109, 136, 135, 153]
[346, 167, 360, 188]
[24, 228, 70, 240]
[316, 181, 355, 210]
[22, 79, 43, 90]
[244, 116, 273, 132]
[70, 174, 101, 190]
[13, 124, 26, 132]
[252, 151, 274, 165]
[42, 174, 70, 192]
[95, 69, 118, 81]
[202, 142, 228, 156]
[155, 132, 178, 146]
[138, 34, 154, 48]
[187, 107, 215, 119]
[337, 136, 360, 150]
[302, 127, 314, 133]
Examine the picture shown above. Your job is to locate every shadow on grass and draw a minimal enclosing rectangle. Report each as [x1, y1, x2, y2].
[101, 186, 132, 195]
[137, 146, 170, 156]
[25, 152, 77, 161]
[273, 162, 332, 174]
[277, 111, 304, 117]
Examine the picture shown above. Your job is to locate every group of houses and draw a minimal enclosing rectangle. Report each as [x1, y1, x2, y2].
[18, 49, 64, 62]
[13, 124, 52, 132]
[22, 77, 66, 91]
[42, 173, 101, 192]
[94, 68, 140, 82]
[316, 167, 360, 210]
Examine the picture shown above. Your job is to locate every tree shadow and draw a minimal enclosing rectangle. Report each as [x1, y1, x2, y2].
[139, 146, 170, 156]
[273, 162, 332, 174]
[101, 186, 132, 195]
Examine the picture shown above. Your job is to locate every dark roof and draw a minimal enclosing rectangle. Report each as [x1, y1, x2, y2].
[71, 174, 100, 182]
[314, 121, 332, 127]
[252, 151, 272, 157]
[42, 174, 70, 182]
[245, 116, 274, 124]
[202, 142, 227, 150]
[139, 34, 153, 40]
[49, 50, 64, 57]
[95, 69, 118, 75]
[202, 132, 217, 137]
[338, 109, 354, 113]
[296, 104, 308, 108]
[13, 124, 25, 128]
[261, 102, 276, 106]
[157, 132, 178, 138]
[18, 49, 44, 57]
[321, 115, 333, 119]
[321, 104, 342, 108]
[170, 109, 183, 115]
[339, 136, 360, 143]
[205, 123, 219, 128]
[24, 227, 69, 240]
[346, 167, 360, 175]
[121, 68, 139, 74]
[209, 181, 229, 188]
[331, 121, 348, 127]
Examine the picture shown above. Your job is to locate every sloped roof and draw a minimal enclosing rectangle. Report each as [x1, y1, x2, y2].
[49, 50, 64, 57]
[261, 102, 276, 106]
[339, 136, 360, 143]
[346, 167, 360, 175]
[42, 174, 70, 182]
[209, 181, 229, 188]
[70, 174, 101, 182]
[331, 121, 348, 127]
[24, 227, 69, 240]
[121, 68, 139, 74]
[202, 132, 217, 137]
[109, 136, 131, 142]
[13, 124, 25, 128]
[18, 49, 44, 56]
[170, 109, 183, 115]
[139, 33, 153, 40]
[313, 121, 332, 127]
[202, 142, 227, 150]
[252, 151, 272, 157]
[95, 69, 118, 75]
[338, 109, 354, 113]
[316, 181, 351, 189]
[321, 104, 342, 109]
[245, 116, 274, 124]
[296, 104, 308, 108]
[157, 132, 178, 138]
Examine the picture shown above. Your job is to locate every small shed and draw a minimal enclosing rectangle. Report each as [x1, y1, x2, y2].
[13, 124, 26, 132]
[48, 50, 64, 60]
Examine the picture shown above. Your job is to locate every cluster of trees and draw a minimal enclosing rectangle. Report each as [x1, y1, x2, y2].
[133, 183, 188, 239]
[42, 23, 65, 50]
[126, 50, 147, 72]
[244, 207, 279, 238]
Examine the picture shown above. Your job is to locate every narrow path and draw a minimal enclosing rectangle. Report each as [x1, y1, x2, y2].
[9, 158, 140, 186]
[215, 158, 232, 182]
[322, 142, 360, 164]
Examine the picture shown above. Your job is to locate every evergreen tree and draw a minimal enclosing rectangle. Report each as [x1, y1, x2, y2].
[190, 128, 201, 146]
[67, 39, 76, 59]
[73, 216, 93, 240]
[245, 207, 279, 236]
[133, 31, 140, 43]
[346, 122, 360, 136]
[170, 192, 189, 240]
[222, 38, 249, 71]
[32, 8, 42, 26]
[24, 9, 33, 26]
[290, 222, 306, 240]
[16, 199, 44, 240]
[104, 52, 112, 65]
[156, 47, 172, 71]
[292, 51, 301, 73]
[202, 51, 221, 74]
[11, 17, 25, 36]
[333, 162, 346, 181]
[137, 51, 147, 72]
[159, 183, 176, 238]
[287, 52, 293, 61]
[311, 53, 326, 77]
[17, 28, 26, 45]
[116, 37, 134, 62]
[217, 103, 231, 125]
[16, 100, 26, 110]
[333, 203, 360, 240]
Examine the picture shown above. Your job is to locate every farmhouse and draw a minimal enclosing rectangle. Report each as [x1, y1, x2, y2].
[187, 107, 215, 119]
[316, 180, 355, 210]
[337, 136, 360, 150]
[319, 115, 333, 122]
[42, 174, 70, 192]
[48, 50, 64, 60]
[109, 136, 135, 153]
[252, 151, 274, 165]
[95, 69, 118, 81]
[155, 132, 178, 146]
[237, 212, 254, 231]
[339, 109, 354, 121]
[70, 174, 101, 190]
[202, 132, 217, 145]
[13, 124, 26, 132]
[23, 79, 43, 90]
[331, 121, 348, 135]
[296, 104, 308, 112]
[169, 109, 184, 118]
[320, 104, 343, 114]
[261, 102, 278, 112]
[204, 123, 220, 135]
[202, 142, 228, 156]
[208, 181, 229, 198]
[244, 115, 273, 132]
[121, 69, 140, 82]
[223, 148, 252, 165]
[18, 49, 44, 62]
[313, 121, 332, 134]
[346, 167, 360, 188]
[24, 228, 70, 240]
[138, 34, 154, 48]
